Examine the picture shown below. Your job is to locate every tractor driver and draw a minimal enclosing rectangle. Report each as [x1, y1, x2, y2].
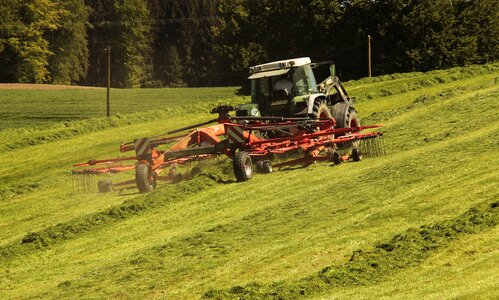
[274, 73, 293, 95]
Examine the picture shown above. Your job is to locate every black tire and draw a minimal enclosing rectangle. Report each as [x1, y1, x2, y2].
[332, 102, 360, 129]
[261, 160, 273, 174]
[190, 165, 203, 177]
[332, 103, 361, 149]
[312, 99, 332, 119]
[256, 160, 264, 173]
[233, 151, 253, 182]
[351, 148, 362, 162]
[135, 163, 156, 193]
[331, 152, 342, 165]
[98, 179, 113, 193]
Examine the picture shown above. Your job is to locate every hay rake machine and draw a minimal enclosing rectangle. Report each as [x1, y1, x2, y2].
[73, 105, 385, 193]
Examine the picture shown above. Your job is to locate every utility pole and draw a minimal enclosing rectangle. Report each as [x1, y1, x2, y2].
[367, 35, 372, 78]
[106, 46, 111, 117]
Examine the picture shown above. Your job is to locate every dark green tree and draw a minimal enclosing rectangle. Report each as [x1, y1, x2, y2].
[47, 0, 89, 84]
[149, 0, 219, 87]
[114, 0, 152, 87]
[85, 0, 152, 87]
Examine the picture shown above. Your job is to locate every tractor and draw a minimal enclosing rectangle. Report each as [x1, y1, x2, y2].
[236, 57, 360, 131]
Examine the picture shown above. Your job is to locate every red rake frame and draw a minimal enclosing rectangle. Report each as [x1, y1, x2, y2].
[73, 118, 384, 192]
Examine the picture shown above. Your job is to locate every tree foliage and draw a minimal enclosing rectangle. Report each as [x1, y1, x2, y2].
[0, 0, 497, 87]
[0, 0, 64, 83]
[47, 0, 89, 84]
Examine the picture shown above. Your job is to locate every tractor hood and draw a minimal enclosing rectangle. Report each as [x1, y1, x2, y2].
[248, 68, 290, 79]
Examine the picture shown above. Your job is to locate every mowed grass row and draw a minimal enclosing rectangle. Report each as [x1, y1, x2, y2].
[0, 64, 497, 299]
[312, 227, 499, 299]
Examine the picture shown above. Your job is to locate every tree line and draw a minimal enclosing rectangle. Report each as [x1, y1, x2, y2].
[0, 0, 497, 88]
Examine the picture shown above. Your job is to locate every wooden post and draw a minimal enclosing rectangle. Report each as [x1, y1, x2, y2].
[106, 46, 111, 117]
[367, 35, 372, 78]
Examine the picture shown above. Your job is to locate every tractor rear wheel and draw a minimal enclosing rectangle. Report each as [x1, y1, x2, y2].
[332, 102, 360, 129]
[332, 103, 361, 148]
[233, 151, 253, 182]
[135, 163, 156, 193]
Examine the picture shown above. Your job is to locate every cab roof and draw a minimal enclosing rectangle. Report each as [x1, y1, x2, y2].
[248, 57, 311, 77]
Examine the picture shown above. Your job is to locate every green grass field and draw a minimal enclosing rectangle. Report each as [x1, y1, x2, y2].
[0, 63, 497, 299]
[0, 86, 240, 129]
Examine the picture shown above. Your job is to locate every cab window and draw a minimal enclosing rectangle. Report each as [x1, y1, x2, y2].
[251, 78, 270, 103]
[292, 67, 309, 96]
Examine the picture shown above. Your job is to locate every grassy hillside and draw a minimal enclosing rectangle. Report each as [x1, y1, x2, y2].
[0, 63, 497, 299]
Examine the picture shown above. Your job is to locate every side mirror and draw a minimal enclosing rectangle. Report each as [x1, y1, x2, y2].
[329, 64, 336, 77]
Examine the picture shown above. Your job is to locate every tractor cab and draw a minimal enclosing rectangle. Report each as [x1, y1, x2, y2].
[237, 57, 320, 117]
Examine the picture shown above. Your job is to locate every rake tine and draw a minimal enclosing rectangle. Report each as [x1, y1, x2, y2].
[376, 137, 381, 157]
[362, 139, 371, 157]
[370, 137, 375, 158]
[364, 138, 369, 158]
[381, 136, 386, 156]
[376, 137, 380, 157]
[363, 138, 369, 158]
[370, 138, 375, 158]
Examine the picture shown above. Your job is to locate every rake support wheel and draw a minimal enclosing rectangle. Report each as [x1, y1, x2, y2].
[98, 179, 113, 193]
[351, 148, 363, 162]
[233, 151, 253, 182]
[331, 152, 342, 165]
[261, 160, 273, 174]
[135, 163, 157, 193]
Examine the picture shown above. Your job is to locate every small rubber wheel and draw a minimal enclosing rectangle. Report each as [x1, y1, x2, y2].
[261, 160, 273, 174]
[233, 151, 253, 182]
[98, 179, 113, 193]
[173, 173, 183, 183]
[190, 165, 203, 177]
[256, 160, 264, 173]
[135, 163, 157, 193]
[352, 148, 362, 162]
[331, 152, 342, 165]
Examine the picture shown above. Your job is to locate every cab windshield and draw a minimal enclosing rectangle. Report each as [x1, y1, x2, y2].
[250, 65, 318, 103]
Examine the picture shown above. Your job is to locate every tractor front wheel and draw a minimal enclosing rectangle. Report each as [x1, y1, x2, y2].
[135, 163, 157, 193]
[312, 99, 332, 119]
[233, 151, 253, 182]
